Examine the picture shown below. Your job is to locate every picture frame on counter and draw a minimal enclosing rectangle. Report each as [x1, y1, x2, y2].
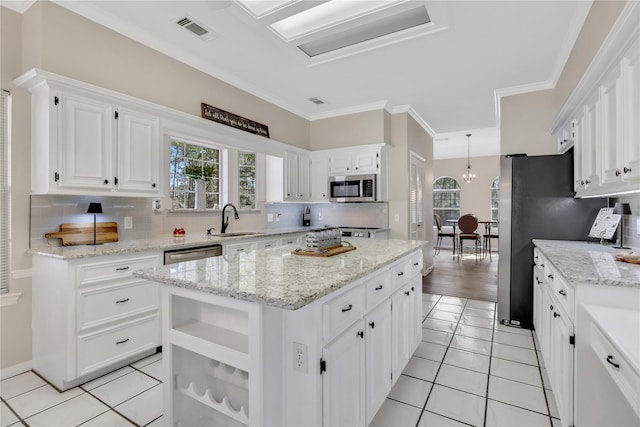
[201, 102, 270, 138]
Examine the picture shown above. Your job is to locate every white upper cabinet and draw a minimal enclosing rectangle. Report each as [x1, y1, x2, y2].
[16, 72, 162, 197]
[328, 148, 380, 176]
[116, 108, 160, 193]
[283, 151, 311, 201]
[621, 38, 640, 183]
[58, 93, 115, 191]
[551, 3, 640, 197]
[310, 154, 329, 202]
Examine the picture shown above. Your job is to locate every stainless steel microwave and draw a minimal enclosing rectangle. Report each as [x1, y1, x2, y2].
[328, 174, 376, 202]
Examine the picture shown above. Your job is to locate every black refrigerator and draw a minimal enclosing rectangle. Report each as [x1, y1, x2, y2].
[497, 150, 606, 329]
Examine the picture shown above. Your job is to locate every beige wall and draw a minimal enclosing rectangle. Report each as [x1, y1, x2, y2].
[1, 6, 33, 370]
[23, 1, 310, 149]
[309, 109, 387, 150]
[500, 1, 627, 156]
[433, 156, 501, 219]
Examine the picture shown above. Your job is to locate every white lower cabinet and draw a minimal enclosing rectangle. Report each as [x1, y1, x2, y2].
[31, 251, 162, 390]
[164, 248, 423, 426]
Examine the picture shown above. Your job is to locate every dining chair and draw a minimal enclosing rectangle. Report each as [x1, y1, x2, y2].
[433, 213, 456, 256]
[483, 224, 498, 261]
[458, 214, 480, 262]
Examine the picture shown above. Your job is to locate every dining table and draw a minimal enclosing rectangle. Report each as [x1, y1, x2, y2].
[446, 218, 497, 259]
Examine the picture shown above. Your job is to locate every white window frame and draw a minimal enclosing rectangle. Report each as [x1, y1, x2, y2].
[238, 151, 256, 210]
[433, 176, 461, 223]
[490, 176, 499, 223]
[1, 90, 11, 295]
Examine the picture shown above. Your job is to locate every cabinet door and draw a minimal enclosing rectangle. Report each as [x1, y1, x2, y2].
[532, 270, 543, 336]
[352, 150, 379, 174]
[116, 108, 159, 193]
[322, 321, 366, 427]
[311, 155, 329, 201]
[548, 304, 574, 427]
[59, 93, 114, 190]
[391, 284, 411, 385]
[622, 39, 640, 183]
[365, 300, 391, 425]
[328, 153, 352, 175]
[298, 154, 311, 200]
[284, 152, 299, 200]
[581, 97, 600, 189]
[409, 278, 422, 351]
[599, 67, 624, 185]
[540, 285, 553, 366]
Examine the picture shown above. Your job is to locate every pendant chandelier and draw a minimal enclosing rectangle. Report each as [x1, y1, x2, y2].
[463, 133, 476, 183]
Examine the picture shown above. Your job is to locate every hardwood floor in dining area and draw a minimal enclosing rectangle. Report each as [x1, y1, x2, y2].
[423, 249, 498, 302]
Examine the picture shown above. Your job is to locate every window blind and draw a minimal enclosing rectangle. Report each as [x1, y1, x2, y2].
[0, 90, 10, 294]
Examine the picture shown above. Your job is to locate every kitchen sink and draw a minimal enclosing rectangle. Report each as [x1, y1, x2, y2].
[211, 232, 263, 237]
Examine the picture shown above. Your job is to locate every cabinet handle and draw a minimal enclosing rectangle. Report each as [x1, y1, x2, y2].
[540, 263, 545, 267]
[413, 262, 419, 266]
[548, 274, 554, 280]
[357, 331, 364, 339]
[103, 179, 109, 185]
[558, 290, 566, 296]
[606, 355, 620, 369]
[237, 248, 244, 252]
[553, 312, 560, 318]
[341, 304, 353, 312]
[405, 291, 410, 296]
[115, 298, 129, 304]
[585, 179, 591, 185]
[116, 338, 130, 345]
[369, 322, 375, 329]
[615, 170, 621, 177]
[397, 272, 404, 276]
[115, 267, 130, 271]
[152, 183, 156, 188]
[375, 285, 383, 291]
[549, 305, 554, 311]
[264, 244, 271, 248]
[624, 167, 632, 174]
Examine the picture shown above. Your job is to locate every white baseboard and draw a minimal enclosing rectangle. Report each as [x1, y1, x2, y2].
[1, 360, 33, 380]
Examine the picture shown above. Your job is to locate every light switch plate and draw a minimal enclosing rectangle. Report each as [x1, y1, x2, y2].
[124, 216, 133, 229]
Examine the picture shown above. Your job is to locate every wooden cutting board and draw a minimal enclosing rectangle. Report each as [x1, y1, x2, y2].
[45, 222, 119, 246]
[615, 252, 640, 264]
[292, 244, 356, 257]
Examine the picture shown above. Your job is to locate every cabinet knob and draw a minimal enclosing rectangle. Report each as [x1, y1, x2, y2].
[355, 167, 358, 170]
[152, 183, 156, 188]
[580, 180, 584, 186]
[553, 312, 560, 318]
[103, 179, 109, 185]
[606, 355, 620, 369]
[347, 167, 350, 171]
[404, 291, 410, 296]
[585, 179, 591, 185]
[549, 305, 554, 311]
[548, 274, 554, 280]
[413, 262, 419, 266]
[615, 169, 621, 177]
[624, 166, 632, 174]
[540, 263, 545, 267]
[357, 331, 364, 339]
[369, 322, 375, 329]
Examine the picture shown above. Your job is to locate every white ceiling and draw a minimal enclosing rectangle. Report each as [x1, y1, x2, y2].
[6, 0, 593, 157]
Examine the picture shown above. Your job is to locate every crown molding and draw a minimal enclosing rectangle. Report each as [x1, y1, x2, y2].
[0, 0, 36, 14]
[493, 80, 555, 128]
[309, 101, 388, 120]
[389, 104, 435, 137]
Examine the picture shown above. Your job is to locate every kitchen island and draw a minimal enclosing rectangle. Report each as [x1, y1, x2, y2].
[134, 238, 425, 427]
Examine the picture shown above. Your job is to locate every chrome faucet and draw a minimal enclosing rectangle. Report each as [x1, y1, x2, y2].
[221, 203, 239, 234]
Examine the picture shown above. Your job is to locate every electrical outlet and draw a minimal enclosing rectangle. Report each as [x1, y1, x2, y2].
[124, 216, 133, 229]
[394, 213, 400, 222]
[293, 342, 307, 373]
[318, 211, 323, 220]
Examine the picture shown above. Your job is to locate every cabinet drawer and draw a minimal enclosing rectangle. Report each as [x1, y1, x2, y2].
[256, 239, 279, 250]
[280, 235, 302, 246]
[224, 242, 256, 255]
[77, 255, 159, 285]
[409, 251, 423, 276]
[546, 266, 574, 320]
[77, 314, 159, 376]
[591, 323, 640, 419]
[78, 280, 158, 331]
[366, 270, 391, 310]
[391, 259, 411, 291]
[323, 285, 366, 341]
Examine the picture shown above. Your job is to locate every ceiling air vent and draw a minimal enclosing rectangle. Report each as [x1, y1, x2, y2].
[308, 97, 325, 105]
[298, 6, 431, 57]
[176, 16, 217, 41]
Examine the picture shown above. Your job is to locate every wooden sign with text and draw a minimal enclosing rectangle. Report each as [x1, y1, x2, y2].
[201, 103, 270, 138]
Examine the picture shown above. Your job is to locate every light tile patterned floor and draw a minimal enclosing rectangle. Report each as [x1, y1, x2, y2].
[370, 293, 561, 427]
[1, 294, 559, 427]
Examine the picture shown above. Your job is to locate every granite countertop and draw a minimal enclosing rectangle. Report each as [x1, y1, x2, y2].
[29, 227, 329, 260]
[533, 239, 640, 288]
[133, 238, 425, 310]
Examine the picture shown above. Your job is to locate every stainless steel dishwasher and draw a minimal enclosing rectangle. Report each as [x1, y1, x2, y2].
[163, 244, 222, 265]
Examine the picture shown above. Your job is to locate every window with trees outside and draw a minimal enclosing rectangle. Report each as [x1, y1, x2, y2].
[433, 176, 461, 223]
[239, 151, 256, 209]
[169, 140, 221, 209]
[490, 176, 500, 222]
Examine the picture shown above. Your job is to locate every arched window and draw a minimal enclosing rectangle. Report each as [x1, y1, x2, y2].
[433, 176, 461, 223]
[490, 176, 500, 222]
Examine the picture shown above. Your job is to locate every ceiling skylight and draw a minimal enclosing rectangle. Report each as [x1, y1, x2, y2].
[270, 0, 402, 41]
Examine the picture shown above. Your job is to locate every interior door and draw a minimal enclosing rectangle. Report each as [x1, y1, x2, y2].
[409, 153, 425, 243]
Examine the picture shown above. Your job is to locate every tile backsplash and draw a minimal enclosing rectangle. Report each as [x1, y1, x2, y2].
[31, 196, 389, 248]
[614, 193, 639, 250]
[31, 195, 153, 248]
